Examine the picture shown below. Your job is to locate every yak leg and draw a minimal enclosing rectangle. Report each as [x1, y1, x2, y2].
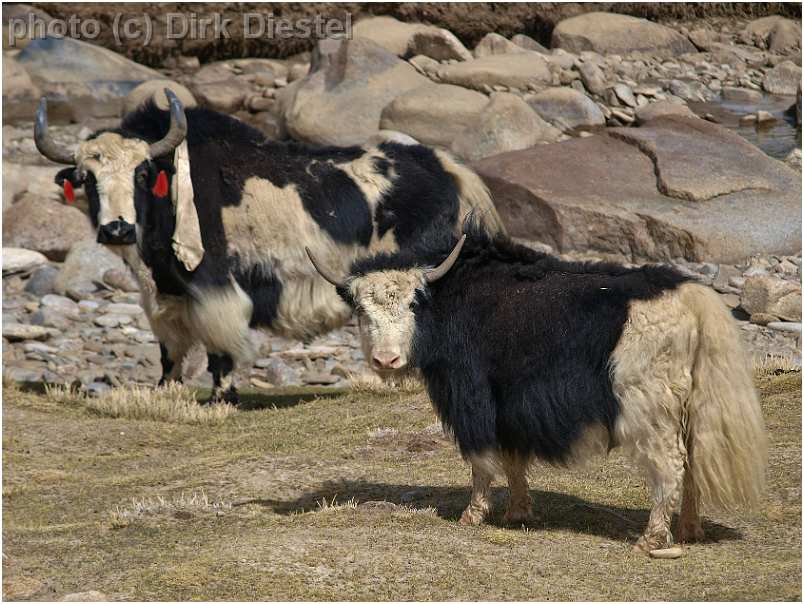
[459, 455, 495, 526]
[207, 353, 238, 405]
[503, 453, 533, 525]
[678, 468, 705, 543]
[157, 339, 193, 385]
[632, 429, 686, 552]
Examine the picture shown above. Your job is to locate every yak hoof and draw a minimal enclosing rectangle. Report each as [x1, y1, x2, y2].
[633, 533, 673, 554]
[503, 507, 534, 526]
[459, 506, 487, 526]
[679, 522, 705, 543]
[207, 387, 239, 406]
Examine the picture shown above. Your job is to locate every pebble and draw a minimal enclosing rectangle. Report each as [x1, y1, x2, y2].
[649, 546, 684, 559]
[3, 323, 58, 341]
[102, 303, 143, 316]
[766, 322, 802, 335]
[94, 314, 134, 328]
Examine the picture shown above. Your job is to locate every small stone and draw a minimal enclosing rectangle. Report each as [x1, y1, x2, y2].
[3, 323, 58, 341]
[24, 265, 60, 296]
[102, 303, 143, 316]
[649, 546, 684, 559]
[94, 314, 134, 328]
[250, 377, 275, 390]
[102, 269, 139, 292]
[301, 371, 339, 385]
[2, 248, 48, 276]
[755, 110, 776, 124]
[766, 322, 802, 335]
[720, 293, 741, 309]
[749, 313, 777, 326]
[41, 294, 80, 318]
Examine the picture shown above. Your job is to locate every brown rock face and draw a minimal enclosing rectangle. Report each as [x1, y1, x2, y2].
[3, 196, 93, 262]
[551, 12, 696, 57]
[471, 116, 801, 263]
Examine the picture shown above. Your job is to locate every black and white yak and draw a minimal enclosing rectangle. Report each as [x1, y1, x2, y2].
[34, 91, 504, 402]
[307, 224, 768, 553]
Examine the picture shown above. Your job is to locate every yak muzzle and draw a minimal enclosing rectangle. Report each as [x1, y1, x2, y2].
[97, 220, 136, 245]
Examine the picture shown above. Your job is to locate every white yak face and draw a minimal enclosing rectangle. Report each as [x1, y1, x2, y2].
[76, 132, 151, 243]
[348, 269, 427, 375]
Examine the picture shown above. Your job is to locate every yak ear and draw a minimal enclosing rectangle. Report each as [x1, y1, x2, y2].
[169, 140, 204, 272]
[54, 167, 83, 188]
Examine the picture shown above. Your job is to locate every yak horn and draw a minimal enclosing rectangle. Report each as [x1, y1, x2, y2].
[148, 89, 187, 159]
[34, 97, 74, 164]
[425, 235, 466, 283]
[306, 247, 346, 288]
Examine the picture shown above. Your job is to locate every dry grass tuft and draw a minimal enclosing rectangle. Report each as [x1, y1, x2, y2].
[44, 382, 236, 425]
[349, 371, 424, 395]
[753, 353, 801, 377]
[110, 489, 231, 528]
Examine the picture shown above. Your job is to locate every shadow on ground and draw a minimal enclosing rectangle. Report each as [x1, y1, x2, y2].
[238, 479, 742, 544]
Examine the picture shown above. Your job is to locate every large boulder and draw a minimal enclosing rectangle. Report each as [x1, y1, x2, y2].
[763, 60, 802, 96]
[525, 87, 605, 131]
[552, 12, 696, 57]
[3, 196, 93, 261]
[634, 100, 696, 124]
[741, 275, 801, 321]
[433, 52, 551, 92]
[124, 79, 197, 114]
[16, 36, 162, 121]
[53, 240, 128, 297]
[473, 33, 526, 58]
[741, 16, 801, 52]
[472, 116, 801, 263]
[379, 83, 488, 148]
[2, 163, 62, 211]
[284, 38, 428, 146]
[352, 16, 430, 57]
[2, 56, 40, 122]
[450, 93, 561, 162]
[408, 29, 473, 62]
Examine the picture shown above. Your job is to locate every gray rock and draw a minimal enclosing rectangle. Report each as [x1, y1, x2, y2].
[94, 314, 134, 328]
[85, 383, 111, 398]
[552, 12, 696, 57]
[2, 55, 41, 122]
[408, 28, 473, 62]
[3, 196, 93, 261]
[16, 36, 162, 120]
[102, 268, 139, 293]
[473, 33, 527, 58]
[432, 52, 551, 93]
[41, 294, 80, 318]
[762, 61, 801, 96]
[741, 275, 801, 321]
[766, 322, 802, 335]
[451, 93, 561, 162]
[352, 16, 431, 57]
[124, 79, 197, 114]
[783, 148, 801, 172]
[59, 590, 108, 601]
[526, 87, 605, 131]
[578, 61, 607, 96]
[53, 240, 127, 296]
[379, 83, 489, 147]
[472, 115, 801, 263]
[3, 323, 58, 341]
[24, 265, 59, 296]
[612, 83, 637, 108]
[721, 86, 763, 103]
[3, 248, 48, 276]
[635, 100, 696, 125]
[102, 303, 143, 316]
[511, 34, 549, 54]
[742, 16, 801, 52]
[284, 38, 429, 146]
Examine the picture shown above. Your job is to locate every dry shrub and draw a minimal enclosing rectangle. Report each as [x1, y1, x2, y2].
[753, 353, 801, 378]
[45, 382, 236, 425]
[110, 489, 231, 528]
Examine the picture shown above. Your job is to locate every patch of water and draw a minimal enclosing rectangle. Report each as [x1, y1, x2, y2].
[689, 94, 801, 160]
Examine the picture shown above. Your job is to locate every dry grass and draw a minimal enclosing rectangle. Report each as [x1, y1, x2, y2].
[43, 382, 236, 425]
[2, 371, 800, 601]
[348, 371, 424, 395]
[110, 489, 232, 528]
[752, 352, 802, 377]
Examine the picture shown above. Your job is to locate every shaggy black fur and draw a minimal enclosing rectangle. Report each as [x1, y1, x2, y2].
[345, 225, 691, 463]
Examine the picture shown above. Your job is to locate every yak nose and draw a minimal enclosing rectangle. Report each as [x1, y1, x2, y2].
[372, 352, 404, 370]
[97, 220, 136, 245]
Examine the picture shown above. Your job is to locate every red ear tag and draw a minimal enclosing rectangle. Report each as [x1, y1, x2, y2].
[152, 170, 169, 198]
[63, 180, 75, 203]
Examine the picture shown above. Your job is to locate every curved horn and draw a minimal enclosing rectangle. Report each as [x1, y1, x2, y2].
[34, 97, 74, 164]
[306, 247, 346, 288]
[148, 88, 187, 158]
[425, 235, 466, 283]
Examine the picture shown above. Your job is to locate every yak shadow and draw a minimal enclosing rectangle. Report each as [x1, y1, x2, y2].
[238, 479, 742, 545]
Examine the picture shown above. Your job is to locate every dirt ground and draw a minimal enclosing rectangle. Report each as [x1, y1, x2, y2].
[2, 371, 801, 601]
